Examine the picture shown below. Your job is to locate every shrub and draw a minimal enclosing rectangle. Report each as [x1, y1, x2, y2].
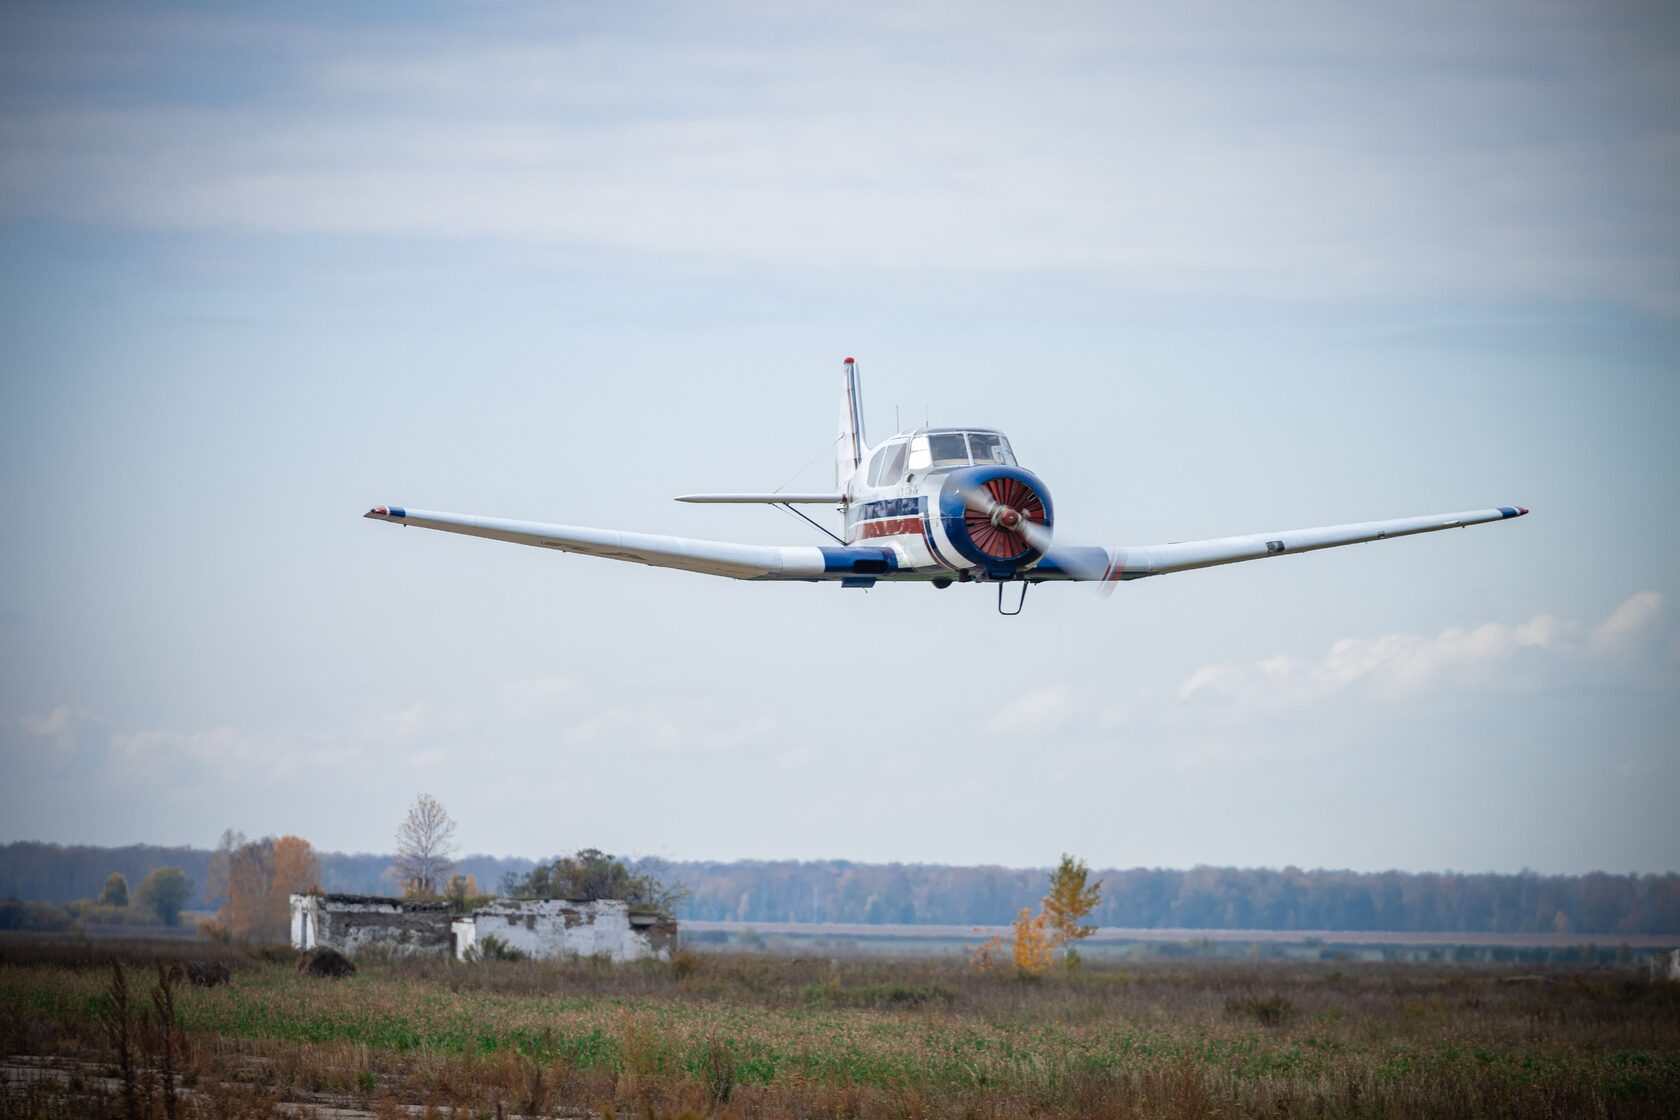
[134, 867, 191, 926]
[1226, 993, 1296, 1025]
[297, 948, 357, 978]
[700, 1035, 736, 1105]
[0, 899, 74, 932]
[468, 934, 530, 962]
[98, 873, 129, 908]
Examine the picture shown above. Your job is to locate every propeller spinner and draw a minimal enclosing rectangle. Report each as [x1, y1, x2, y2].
[952, 473, 1115, 590]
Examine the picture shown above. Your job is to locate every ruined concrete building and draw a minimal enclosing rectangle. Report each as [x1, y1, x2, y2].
[289, 894, 453, 956]
[451, 898, 676, 961]
[289, 893, 676, 962]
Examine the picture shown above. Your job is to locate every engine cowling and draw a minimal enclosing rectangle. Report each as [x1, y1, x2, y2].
[936, 466, 1054, 579]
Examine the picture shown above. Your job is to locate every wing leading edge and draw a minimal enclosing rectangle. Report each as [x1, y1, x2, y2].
[1034, 505, 1529, 583]
[363, 506, 897, 582]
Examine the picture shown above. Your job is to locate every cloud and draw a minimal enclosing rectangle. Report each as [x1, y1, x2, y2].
[1587, 590, 1665, 658]
[19, 706, 84, 753]
[499, 676, 579, 715]
[561, 707, 779, 750]
[107, 725, 338, 780]
[99, 676, 782, 793]
[20, 706, 73, 737]
[1178, 592, 1671, 712]
[987, 683, 1076, 735]
[1, 4, 1675, 311]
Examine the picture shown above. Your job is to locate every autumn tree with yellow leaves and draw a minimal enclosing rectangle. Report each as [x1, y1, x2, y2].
[1010, 907, 1055, 974]
[267, 835, 321, 935]
[972, 854, 1104, 975]
[1043, 853, 1103, 965]
[208, 830, 320, 941]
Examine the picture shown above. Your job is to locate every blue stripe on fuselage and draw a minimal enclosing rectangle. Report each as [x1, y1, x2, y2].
[852, 496, 922, 521]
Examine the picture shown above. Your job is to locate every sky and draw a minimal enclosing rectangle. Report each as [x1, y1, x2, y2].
[2, 1, 1677, 877]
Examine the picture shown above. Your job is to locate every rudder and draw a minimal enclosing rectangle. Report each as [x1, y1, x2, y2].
[836, 356, 867, 488]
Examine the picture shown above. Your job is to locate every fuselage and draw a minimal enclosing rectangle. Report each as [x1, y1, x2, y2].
[842, 427, 1054, 580]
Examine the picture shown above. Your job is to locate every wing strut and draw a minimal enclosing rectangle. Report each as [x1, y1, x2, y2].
[774, 501, 845, 545]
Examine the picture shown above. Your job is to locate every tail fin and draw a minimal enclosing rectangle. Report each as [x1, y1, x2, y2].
[836, 357, 867, 488]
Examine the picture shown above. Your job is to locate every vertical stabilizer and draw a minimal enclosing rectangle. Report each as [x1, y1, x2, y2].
[836, 357, 867, 489]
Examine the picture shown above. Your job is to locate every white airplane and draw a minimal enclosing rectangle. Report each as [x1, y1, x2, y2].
[366, 358, 1527, 614]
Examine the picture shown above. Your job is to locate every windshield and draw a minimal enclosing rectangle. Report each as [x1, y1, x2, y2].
[927, 432, 968, 464]
[906, 430, 1017, 470]
[967, 432, 1014, 465]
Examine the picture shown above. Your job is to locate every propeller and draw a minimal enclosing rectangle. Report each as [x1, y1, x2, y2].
[955, 479, 1053, 555]
[953, 479, 1117, 592]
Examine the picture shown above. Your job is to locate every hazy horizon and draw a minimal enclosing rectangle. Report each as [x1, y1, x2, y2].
[2, 837, 1673, 882]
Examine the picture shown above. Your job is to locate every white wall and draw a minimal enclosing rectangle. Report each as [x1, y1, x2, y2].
[456, 899, 668, 962]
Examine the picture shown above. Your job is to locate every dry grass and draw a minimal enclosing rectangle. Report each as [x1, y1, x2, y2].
[2, 936, 1677, 1118]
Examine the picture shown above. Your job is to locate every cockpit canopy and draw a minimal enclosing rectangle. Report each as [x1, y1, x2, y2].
[863, 428, 1016, 487]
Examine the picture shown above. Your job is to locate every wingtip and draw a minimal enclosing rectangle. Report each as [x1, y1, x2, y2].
[364, 505, 406, 520]
[1499, 505, 1530, 519]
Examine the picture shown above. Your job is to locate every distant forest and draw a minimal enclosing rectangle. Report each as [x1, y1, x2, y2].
[2, 842, 1676, 935]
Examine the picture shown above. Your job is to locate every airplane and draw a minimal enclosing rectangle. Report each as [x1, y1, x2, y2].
[366, 358, 1528, 615]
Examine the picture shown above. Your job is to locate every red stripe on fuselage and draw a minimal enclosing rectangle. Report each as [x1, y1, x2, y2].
[858, 516, 923, 539]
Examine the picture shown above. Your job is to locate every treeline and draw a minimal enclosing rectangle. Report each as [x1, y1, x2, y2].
[0, 842, 533, 912]
[4, 843, 1678, 935]
[674, 862, 1680, 935]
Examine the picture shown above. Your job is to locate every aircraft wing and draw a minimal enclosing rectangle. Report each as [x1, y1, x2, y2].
[1033, 506, 1529, 583]
[363, 506, 899, 582]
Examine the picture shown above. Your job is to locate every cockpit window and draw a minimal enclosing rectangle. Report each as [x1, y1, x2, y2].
[867, 440, 907, 486]
[905, 430, 1016, 472]
[967, 432, 1014, 465]
[880, 440, 908, 484]
[866, 445, 888, 486]
[927, 432, 969, 464]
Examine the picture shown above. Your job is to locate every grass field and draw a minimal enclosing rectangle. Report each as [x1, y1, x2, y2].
[2, 936, 1678, 1118]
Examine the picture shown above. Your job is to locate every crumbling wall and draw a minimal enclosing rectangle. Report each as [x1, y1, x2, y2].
[455, 898, 673, 962]
[289, 894, 452, 956]
[292, 893, 677, 961]
[632, 912, 679, 959]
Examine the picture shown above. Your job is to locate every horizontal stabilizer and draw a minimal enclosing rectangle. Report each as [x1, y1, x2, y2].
[675, 493, 844, 504]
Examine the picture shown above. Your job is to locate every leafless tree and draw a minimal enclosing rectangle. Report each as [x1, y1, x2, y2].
[391, 793, 457, 897]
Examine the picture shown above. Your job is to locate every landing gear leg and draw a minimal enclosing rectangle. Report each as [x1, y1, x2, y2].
[998, 581, 1028, 616]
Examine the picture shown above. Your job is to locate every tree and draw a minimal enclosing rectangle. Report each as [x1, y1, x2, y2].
[391, 793, 457, 897]
[209, 831, 273, 939]
[501, 848, 687, 915]
[445, 872, 479, 907]
[134, 868, 191, 926]
[266, 835, 320, 935]
[970, 854, 1102, 976]
[206, 831, 320, 941]
[1010, 907, 1054, 975]
[968, 929, 1006, 972]
[1042, 853, 1103, 960]
[98, 873, 129, 908]
[206, 829, 292, 940]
